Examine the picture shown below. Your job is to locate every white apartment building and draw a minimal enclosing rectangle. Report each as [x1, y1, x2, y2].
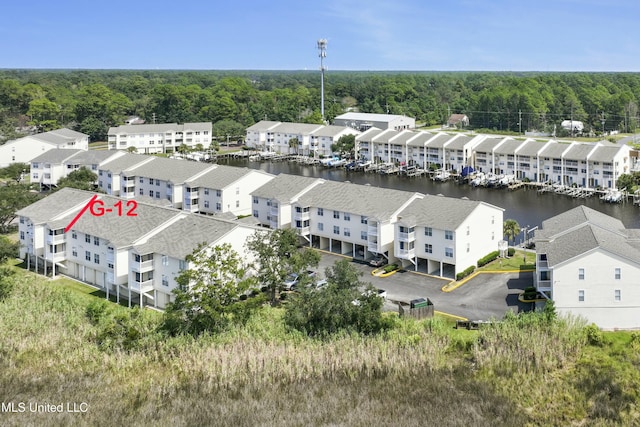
[245, 121, 359, 155]
[0, 128, 89, 167]
[394, 195, 504, 278]
[98, 153, 154, 196]
[30, 149, 125, 189]
[333, 112, 415, 131]
[183, 165, 275, 216]
[251, 174, 326, 229]
[17, 188, 263, 309]
[107, 122, 212, 154]
[119, 157, 215, 208]
[292, 181, 422, 263]
[534, 206, 640, 330]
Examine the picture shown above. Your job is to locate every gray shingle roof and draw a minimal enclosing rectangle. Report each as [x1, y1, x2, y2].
[494, 138, 526, 155]
[122, 157, 214, 183]
[373, 129, 401, 144]
[107, 122, 211, 135]
[539, 141, 571, 158]
[246, 121, 281, 132]
[389, 130, 416, 145]
[398, 195, 500, 230]
[251, 173, 322, 202]
[310, 125, 357, 137]
[100, 153, 152, 174]
[31, 129, 87, 145]
[31, 149, 83, 163]
[516, 140, 546, 157]
[407, 132, 435, 147]
[425, 133, 454, 148]
[588, 145, 623, 162]
[536, 205, 640, 266]
[563, 143, 596, 160]
[66, 150, 123, 165]
[334, 112, 410, 122]
[186, 165, 273, 190]
[134, 214, 239, 259]
[356, 128, 386, 142]
[272, 122, 324, 134]
[297, 181, 419, 219]
[474, 137, 504, 153]
[445, 135, 473, 150]
[16, 188, 92, 224]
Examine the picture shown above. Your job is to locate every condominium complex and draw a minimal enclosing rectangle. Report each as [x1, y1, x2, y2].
[107, 122, 212, 154]
[0, 128, 89, 168]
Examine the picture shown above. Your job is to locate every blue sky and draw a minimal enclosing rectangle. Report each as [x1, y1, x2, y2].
[2, 0, 639, 71]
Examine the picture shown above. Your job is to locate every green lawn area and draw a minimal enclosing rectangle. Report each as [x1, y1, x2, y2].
[478, 250, 536, 271]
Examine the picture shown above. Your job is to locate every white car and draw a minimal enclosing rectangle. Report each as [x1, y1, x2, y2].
[282, 270, 317, 291]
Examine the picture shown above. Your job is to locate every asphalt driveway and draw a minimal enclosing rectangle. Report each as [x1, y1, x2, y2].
[315, 252, 534, 321]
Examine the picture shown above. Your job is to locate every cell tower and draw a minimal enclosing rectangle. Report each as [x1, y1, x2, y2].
[317, 39, 327, 122]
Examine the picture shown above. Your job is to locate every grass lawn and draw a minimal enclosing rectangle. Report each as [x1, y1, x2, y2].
[479, 249, 536, 271]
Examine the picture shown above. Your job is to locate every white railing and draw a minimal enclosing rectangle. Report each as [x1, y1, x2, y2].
[132, 259, 153, 272]
[397, 248, 415, 259]
[131, 280, 154, 294]
[398, 231, 415, 242]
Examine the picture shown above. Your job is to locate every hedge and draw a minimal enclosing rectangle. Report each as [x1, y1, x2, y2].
[477, 250, 500, 268]
[456, 265, 476, 281]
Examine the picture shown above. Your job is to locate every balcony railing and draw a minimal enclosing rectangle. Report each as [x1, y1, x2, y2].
[269, 206, 279, 217]
[296, 226, 310, 235]
[293, 211, 310, 221]
[537, 280, 551, 290]
[397, 248, 415, 259]
[45, 252, 65, 262]
[367, 241, 378, 253]
[367, 224, 378, 236]
[131, 280, 154, 294]
[537, 260, 548, 268]
[132, 259, 153, 273]
[107, 273, 115, 284]
[398, 231, 415, 242]
[46, 234, 65, 245]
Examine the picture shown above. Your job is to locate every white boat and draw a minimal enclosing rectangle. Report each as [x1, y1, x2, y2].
[433, 169, 451, 181]
[470, 172, 486, 187]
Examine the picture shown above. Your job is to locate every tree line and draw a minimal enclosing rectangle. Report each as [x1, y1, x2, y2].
[2, 69, 640, 142]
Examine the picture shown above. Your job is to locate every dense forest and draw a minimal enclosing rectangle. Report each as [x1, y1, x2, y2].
[2, 69, 640, 142]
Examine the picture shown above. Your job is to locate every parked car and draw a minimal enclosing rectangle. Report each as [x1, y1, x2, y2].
[369, 255, 388, 267]
[283, 270, 317, 291]
[352, 288, 387, 306]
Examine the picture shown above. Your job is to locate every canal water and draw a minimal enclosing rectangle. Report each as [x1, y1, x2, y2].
[227, 159, 640, 242]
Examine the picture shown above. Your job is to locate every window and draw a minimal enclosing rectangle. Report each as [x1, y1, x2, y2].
[466, 226, 470, 236]
[72, 231, 77, 239]
[578, 290, 585, 302]
[85, 234, 91, 243]
[344, 228, 351, 237]
[333, 226, 340, 235]
[179, 260, 187, 271]
[161, 255, 169, 266]
[344, 213, 350, 221]
[72, 248, 77, 257]
[162, 275, 169, 287]
[491, 216, 495, 224]
[94, 236, 99, 246]
[615, 268, 621, 280]
[253, 210, 258, 218]
[216, 190, 221, 197]
[204, 200, 210, 208]
[236, 200, 240, 208]
[156, 180, 160, 186]
[467, 243, 470, 253]
[425, 244, 433, 254]
[216, 202, 221, 211]
[424, 227, 432, 237]
[318, 223, 324, 231]
[445, 247, 453, 258]
[578, 268, 585, 280]
[85, 251, 91, 261]
[20, 231, 24, 240]
[253, 197, 258, 204]
[149, 190, 153, 197]
[445, 230, 453, 240]
[317, 208, 324, 216]
[156, 191, 160, 199]
[333, 211, 340, 219]
[94, 254, 100, 264]
[236, 187, 240, 195]
[20, 217, 24, 224]
[361, 216, 368, 224]
[203, 188, 209, 196]
[139, 177, 143, 184]
[361, 231, 367, 240]
[615, 289, 621, 302]
[139, 188, 144, 196]
[32, 173, 38, 179]
[107, 263, 114, 269]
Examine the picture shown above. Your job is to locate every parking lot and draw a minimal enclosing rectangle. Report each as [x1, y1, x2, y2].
[315, 252, 534, 321]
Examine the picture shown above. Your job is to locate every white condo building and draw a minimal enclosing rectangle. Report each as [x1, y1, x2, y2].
[534, 206, 640, 330]
[0, 128, 89, 168]
[107, 122, 212, 154]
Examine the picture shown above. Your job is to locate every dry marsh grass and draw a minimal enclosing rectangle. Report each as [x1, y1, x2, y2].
[1, 268, 639, 426]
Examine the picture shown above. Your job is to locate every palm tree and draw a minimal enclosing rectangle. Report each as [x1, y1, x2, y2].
[503, 219, 521, 246]
[288, 137, 299, 155]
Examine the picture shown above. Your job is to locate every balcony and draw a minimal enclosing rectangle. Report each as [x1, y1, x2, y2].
[398, 231, 415, 242]
[46, 233, 65, 245]
[367, 224, 378, 236]
[296, 226, 310, 236]
[537, 260, 548, 269]
[132, 259, 153, 273]
[293, 211, 310, 222]
[269, 206, 279, 217]
[397, 248, 415, 259]
[367, 241, 379, 253]
[130, 280, 154, 294]
[45, 251, 65, 262]
[537, 280, 551, 291]
[106, 251, 114, 264]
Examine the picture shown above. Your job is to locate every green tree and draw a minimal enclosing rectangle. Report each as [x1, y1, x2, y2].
[126, 146, 138, 153]
[0, 163, 30, 182]
[212, 119, 245, 146]
[246, 228, 320, 305]
[176, 143, 189, 155]
[288, 137, 299, 155]
[503, 219, 521, 246]
[330, 134, 356, 157]
[616, 172, 640, 191]
[0, 235, 18, 263]
[27, 98, 60, 131]
[0, 184, 41, 233]
[284, 259, 386, 336]
[163, 243, 261, 336]
[56, 167, 98, 191]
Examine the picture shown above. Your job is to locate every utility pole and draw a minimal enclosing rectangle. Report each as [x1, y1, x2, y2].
[518, 110, 522, 135]
[317, 39, 327, 123]
[601, 111, 606, 135]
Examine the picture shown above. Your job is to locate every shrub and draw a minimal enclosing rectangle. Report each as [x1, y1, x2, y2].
[383, 264, 398, 273]
[477, 251, 500, 267]
[585, 323, 604, 346]
[456, 265, 476, 281]
[0, 267, 16, 301]
[507, 247, 515, 257]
